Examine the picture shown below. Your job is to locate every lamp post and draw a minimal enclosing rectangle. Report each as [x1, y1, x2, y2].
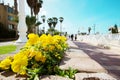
[16, 0, 27, 43]
[41, 15, 46, 33]
[59, 17, 64, 35]
[93, 24, 96, 34]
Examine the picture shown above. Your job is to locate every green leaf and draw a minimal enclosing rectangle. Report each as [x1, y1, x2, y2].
[34, 75, 39, 80]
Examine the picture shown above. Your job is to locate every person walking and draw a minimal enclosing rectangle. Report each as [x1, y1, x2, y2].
[75, 34, 77, 41]
[71, 34, 74, 41]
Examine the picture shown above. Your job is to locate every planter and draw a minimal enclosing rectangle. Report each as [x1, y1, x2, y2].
[0, 34, 68, 80]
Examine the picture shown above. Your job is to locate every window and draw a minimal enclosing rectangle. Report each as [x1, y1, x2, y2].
[7, 7, 13, 13]
[8, 15, 13, 21]
[8, 24, 14, 30]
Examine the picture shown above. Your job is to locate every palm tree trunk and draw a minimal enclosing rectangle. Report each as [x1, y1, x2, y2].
[31, 8, 33, 16]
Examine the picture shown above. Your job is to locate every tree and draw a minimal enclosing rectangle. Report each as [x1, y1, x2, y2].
[47, 17, 58, 35]
[88, 27, 91, 34]
[47, 18, 53, 28]
[26, 0, 43, 16]
[108, 24, 119, 34]
[114, 24, 118, 33]
[27, 0, 35, 16]
[26, 15, 42, 34]
[33, 0, 43, 16]
[46, 28, 59, 35]
[59, 17, 64, 23]
[52, 17, 58, 28]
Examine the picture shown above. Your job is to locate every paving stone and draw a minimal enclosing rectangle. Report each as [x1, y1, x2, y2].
[40, 75, 73, 80]
[66, 50, 90, 58]
[60, 57, 107, 73]
[67, 40, 79, 49]
[0, 71, 26, 80]
[103, 66, 120, 70]
[100, 57, 109, 61]
[0, 72, 73, 80]
[75, 73, 117, 80]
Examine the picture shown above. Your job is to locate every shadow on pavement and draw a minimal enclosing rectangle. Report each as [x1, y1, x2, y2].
[73, 41, 120, 79]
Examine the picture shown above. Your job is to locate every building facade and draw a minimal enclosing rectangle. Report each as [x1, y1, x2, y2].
[0, 3, 18, 40]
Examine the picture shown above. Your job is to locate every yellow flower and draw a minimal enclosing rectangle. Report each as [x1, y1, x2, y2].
[40, 56, 46, 63]
[11, 56, 28, 75]
[56, 44, 62, 50]
[49, 45, 55, 51]
[28, 50, 37, 58]
[34, 51, 46, 63]
[26, 33, 39, 46]
[0, 56, 13, 70]
[35, 51, 42, 61]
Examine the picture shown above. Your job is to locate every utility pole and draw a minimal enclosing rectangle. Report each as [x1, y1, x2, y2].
[93, 24, 95, 34]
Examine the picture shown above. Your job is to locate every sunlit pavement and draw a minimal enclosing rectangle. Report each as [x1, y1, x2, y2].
[0, 40, 120, 79]
[0, 41, 15, 46]
[72, 40, 120, 79]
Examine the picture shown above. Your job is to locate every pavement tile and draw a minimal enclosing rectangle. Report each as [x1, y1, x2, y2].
[103, 66, 120, 70]
[40, 75, 73, 80]
[60, 56, 107, 73]
[100, 57, 109, 61]
[0, 71, 26, 80]
[75, 73, 117, 80]
[66, 50, 90, 58]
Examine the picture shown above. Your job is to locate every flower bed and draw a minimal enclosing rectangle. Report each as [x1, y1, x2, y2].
[0, 33, 69, 80]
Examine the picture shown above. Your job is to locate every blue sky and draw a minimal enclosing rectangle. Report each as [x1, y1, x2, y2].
[4, 0, 120, 34]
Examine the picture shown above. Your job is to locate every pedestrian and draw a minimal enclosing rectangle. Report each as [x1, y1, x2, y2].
[69, 35, 71, 39]
[75, 34, 77, 41]
[71, 34, 74, 41]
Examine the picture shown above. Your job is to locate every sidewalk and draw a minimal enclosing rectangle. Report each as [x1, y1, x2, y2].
[0, 41, 15, 46]
[60, 40, 107, 73]
[0, 40, 118, 80]
[65, 40, 120, 79]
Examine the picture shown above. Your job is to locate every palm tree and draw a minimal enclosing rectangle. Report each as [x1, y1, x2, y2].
[52, 17, 58, 28]
[47, 17, 58, 35]
[88, 27, 91, 35]
[26, 0, 35, 16]
[41, 15, 46, 23]
[108, 24, 119, 34]
[26, 0, 43, 16]
[59, 17, 64, 23]
[47, 18, 53, 29]
[26, 15, 42, 34]
[114, 24, 118, 33]
[33, 0, 43, 16]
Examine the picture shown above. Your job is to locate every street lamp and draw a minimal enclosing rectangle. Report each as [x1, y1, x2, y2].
[59, 17, 64, 35]
[41, 15, 46, 33]
[93, 24, 96, 34]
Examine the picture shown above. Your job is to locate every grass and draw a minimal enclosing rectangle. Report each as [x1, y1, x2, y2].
[0, 45, 17, 55]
